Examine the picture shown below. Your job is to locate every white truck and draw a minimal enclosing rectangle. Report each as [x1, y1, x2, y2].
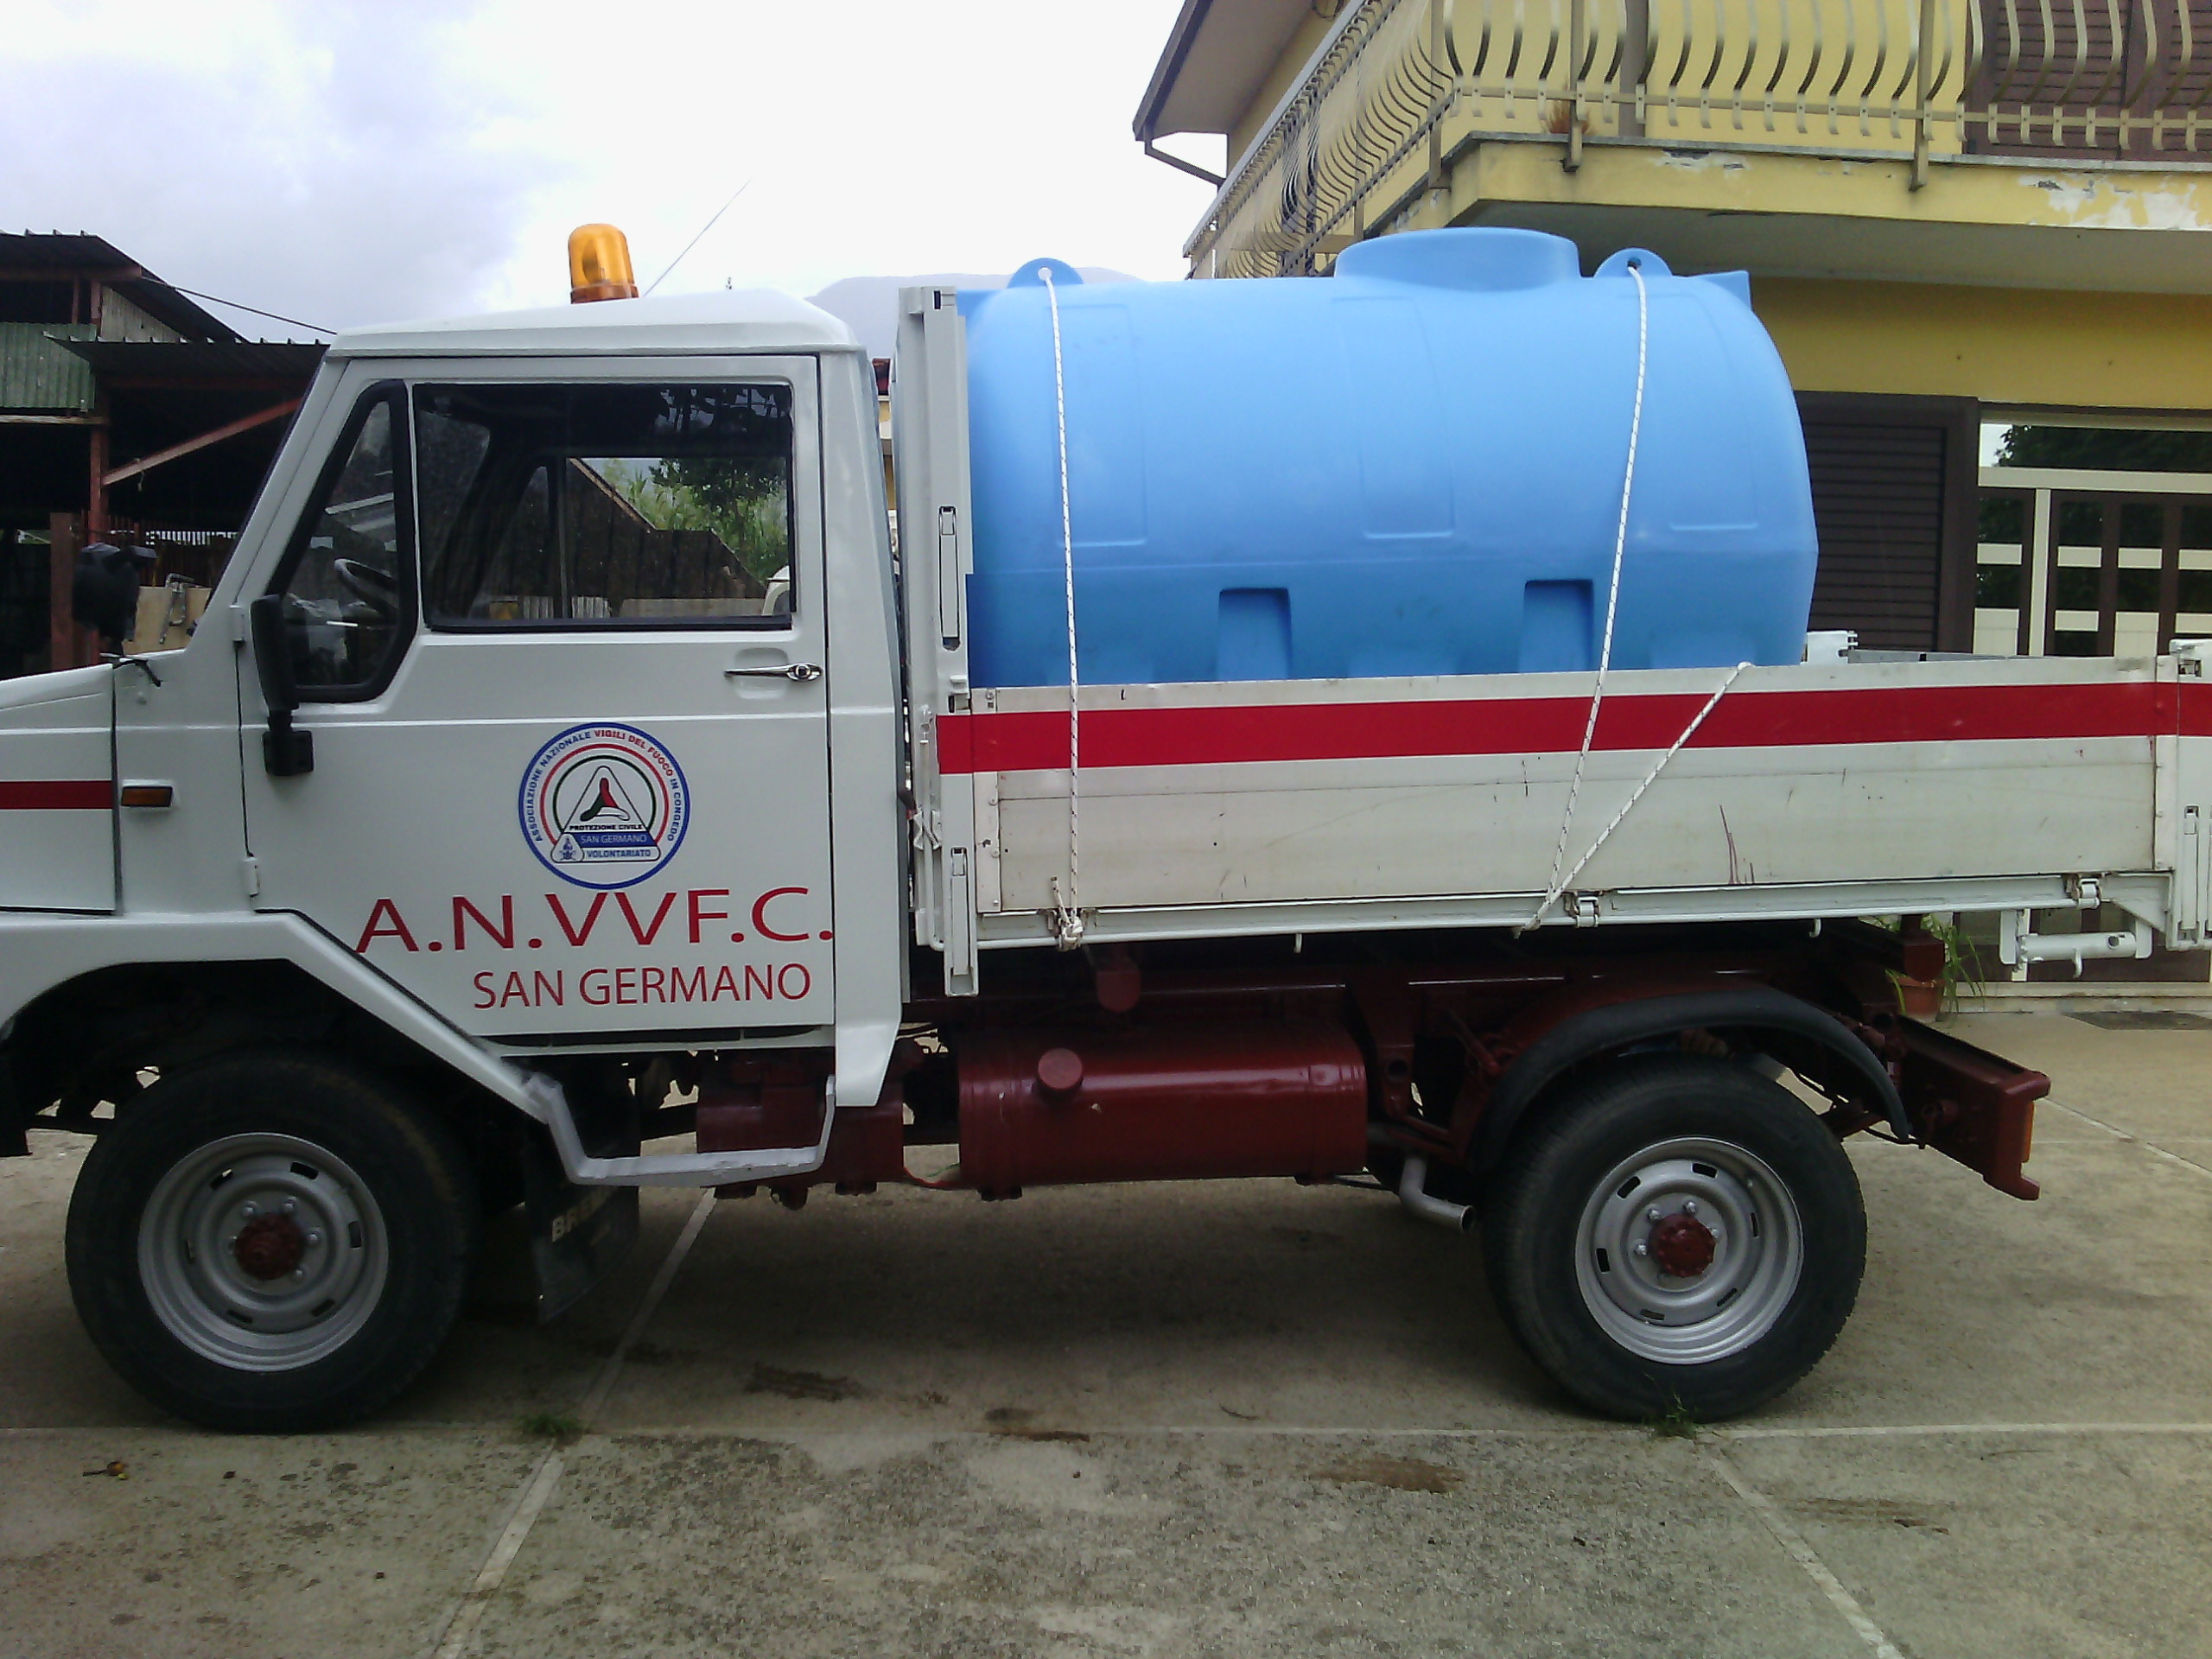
[0, 228, 2178, 1432]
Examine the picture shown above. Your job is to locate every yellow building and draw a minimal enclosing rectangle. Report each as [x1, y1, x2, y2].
[1137, 0, 2212, 665]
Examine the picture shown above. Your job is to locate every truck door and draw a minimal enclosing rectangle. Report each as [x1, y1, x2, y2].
[239, 359, 834, 1041]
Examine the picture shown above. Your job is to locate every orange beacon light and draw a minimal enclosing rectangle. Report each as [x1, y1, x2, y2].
[569, 225, 639, 303]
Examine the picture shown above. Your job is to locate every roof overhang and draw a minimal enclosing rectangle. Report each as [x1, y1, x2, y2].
[55, 340, 325, 385]
[326, 289, 861, 360]
[1135, 0, 1318, 139]
[1453, 143, 2212, 294]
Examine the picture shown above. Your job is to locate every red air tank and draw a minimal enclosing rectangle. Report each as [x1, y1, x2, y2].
[953, 1023, 1369, 1195]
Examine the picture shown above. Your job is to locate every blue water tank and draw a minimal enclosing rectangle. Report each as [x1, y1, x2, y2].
[957, 229, 1816, 688]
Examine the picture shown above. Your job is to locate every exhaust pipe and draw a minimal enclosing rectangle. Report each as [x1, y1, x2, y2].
[1395, 1154, 1474, 1232]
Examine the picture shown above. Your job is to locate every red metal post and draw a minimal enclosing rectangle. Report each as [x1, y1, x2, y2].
[46, 512, 81, 673]
[101, 397, 302, 489]
[86, 401, 108, 542]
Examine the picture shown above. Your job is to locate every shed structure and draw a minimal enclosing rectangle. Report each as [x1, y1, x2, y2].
[0, 232, 321, 677]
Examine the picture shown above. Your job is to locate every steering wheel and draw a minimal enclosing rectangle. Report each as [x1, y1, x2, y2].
[332, 557, 401, 621]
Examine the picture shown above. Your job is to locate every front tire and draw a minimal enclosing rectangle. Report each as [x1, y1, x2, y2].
[1483, 1054, 1864, 1421]
[66, 1051, 477, 1433]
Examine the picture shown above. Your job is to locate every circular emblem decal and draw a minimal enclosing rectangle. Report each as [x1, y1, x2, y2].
[518, 723, 690, 889]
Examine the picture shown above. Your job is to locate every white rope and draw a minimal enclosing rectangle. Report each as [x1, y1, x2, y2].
[1519, 259, 1753, 930]
[1039, 266, 1085, 949]
[1524, 261, 1649, 935]
[1525, 659, 1751, 926]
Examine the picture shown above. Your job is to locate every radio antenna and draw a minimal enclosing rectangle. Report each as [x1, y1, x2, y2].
[644, 179, 753, 296]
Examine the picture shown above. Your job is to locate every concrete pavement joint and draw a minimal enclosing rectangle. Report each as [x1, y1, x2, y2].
[16, 1418, 2212, 1441]
[1719, 1421, 2212, 1440]
[1702, 1442, 1907, 1659]
[573, 1191, 717, 1424]
[2045, 1097, 2212, 1181]
[1074, 1421, 2212, 1441]
[630, 1421, 2212, 1447]
[428, 1446, 566, 1659]
[425, 1189, 716, 1659]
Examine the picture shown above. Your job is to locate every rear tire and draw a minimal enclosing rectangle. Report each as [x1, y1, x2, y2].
[1483, 1054, 1864, 1421]
[66, 1050, 477, 1433]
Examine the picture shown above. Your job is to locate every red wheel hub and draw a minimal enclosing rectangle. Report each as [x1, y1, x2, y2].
[232, 1214, 308, 1281]
[1647, 1211, 1717, 1278]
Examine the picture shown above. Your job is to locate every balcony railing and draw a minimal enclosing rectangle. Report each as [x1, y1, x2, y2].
[1188, 0, 2212, 278]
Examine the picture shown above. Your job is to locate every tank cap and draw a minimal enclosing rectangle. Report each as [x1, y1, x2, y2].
[1036, 1047, 1085, 1099]
[1007, 257, 1084, 289]
[1594, 247, 1674, 279]
[1333, 227, 1578, 290]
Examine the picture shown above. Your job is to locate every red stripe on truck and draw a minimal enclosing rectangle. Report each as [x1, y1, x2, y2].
[938, 680, 2188, 774]
[0, 779, 113, 810]
[2184, 677, 2212, 735]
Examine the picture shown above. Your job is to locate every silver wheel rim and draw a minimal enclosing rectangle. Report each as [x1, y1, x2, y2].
[1573, 1135, 1803, 1366]
[137, 1133, 389, 1372]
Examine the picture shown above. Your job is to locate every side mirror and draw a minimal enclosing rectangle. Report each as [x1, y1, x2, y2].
[74, 542, 157, 645]
[247, 594, 314, 777]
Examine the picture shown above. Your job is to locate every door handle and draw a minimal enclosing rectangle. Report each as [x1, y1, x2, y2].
[724, 663, 823, 682]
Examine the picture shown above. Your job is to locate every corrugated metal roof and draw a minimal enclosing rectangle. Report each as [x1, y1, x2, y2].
[56, 340, 325, 381]
[0, 232, 133, 270]
[0, 322, 96, 411]
[0, 232, 242, 343]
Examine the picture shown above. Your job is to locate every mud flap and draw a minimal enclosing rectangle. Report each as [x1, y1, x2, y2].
[521, 1126, 639, 1322]
[0, 1049, 25, 1159]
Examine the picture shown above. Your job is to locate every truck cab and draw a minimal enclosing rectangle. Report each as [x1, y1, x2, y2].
[1, 285, 911, 1096]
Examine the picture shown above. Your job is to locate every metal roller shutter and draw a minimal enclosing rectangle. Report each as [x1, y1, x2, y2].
[1798, 393, 1980, 654]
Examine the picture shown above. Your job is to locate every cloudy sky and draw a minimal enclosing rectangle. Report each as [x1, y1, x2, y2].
[6, 0, 1225, 338]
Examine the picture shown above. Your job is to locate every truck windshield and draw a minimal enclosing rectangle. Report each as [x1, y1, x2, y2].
[412, 383, 794, 628]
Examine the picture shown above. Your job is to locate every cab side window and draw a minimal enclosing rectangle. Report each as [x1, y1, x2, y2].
[270, 388, 414, 699]
[413, 383, 793, 627]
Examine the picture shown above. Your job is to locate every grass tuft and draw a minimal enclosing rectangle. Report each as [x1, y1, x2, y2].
[516, 1410, 585, 1446]
[1647, 1399, 1701, 1441]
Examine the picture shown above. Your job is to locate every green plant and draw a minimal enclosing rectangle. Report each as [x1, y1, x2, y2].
[1874, 912, 1988, 1020]
[516, 1410, 585, 1446]
[1921, 914, 1988, 1017]
[1647, 1398, 1700, 1440]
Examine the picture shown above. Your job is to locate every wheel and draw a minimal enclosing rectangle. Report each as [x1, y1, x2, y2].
[65, 1051, 478, 1433]
[1482, 1053, 1864, 1421]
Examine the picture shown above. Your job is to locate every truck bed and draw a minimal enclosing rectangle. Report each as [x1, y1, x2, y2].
[913, 652, 2212, 957]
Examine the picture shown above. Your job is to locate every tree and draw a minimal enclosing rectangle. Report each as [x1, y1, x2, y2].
[1998, 425, 2212, 473]
[601, 457, 791, 584]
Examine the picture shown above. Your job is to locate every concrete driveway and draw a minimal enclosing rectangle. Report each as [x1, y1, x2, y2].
[3, 1013, 2209, 1658]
